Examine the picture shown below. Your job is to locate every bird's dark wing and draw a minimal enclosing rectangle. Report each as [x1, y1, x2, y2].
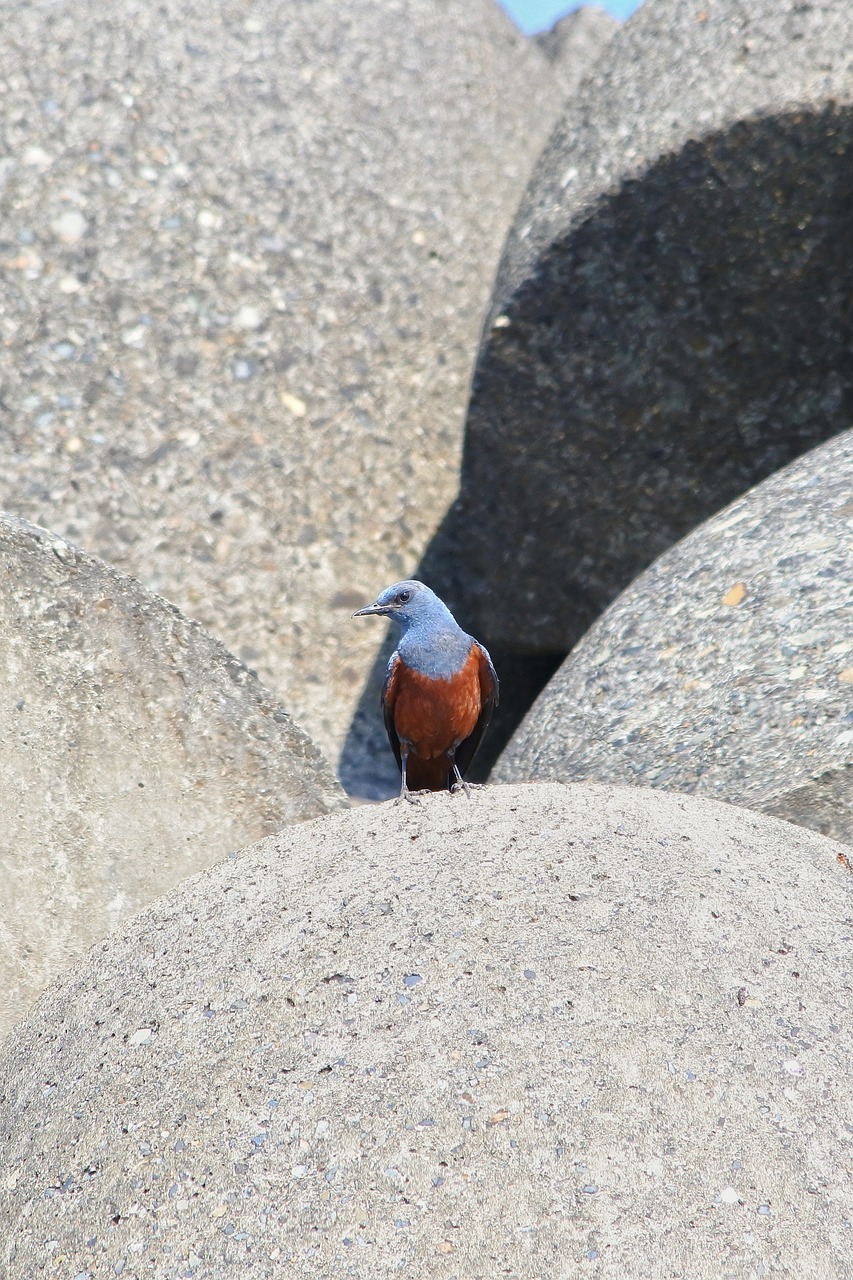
[453, 642, 499, 779]
[381, 651, 403, 773]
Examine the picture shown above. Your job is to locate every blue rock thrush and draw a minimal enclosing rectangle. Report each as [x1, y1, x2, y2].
[353, 580, 499, 798]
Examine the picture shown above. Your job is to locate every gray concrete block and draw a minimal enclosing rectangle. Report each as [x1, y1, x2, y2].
[0, 0, 560, 773]
[0, 514, 345, 1038]
[421, 0, 853, 658]
[495, 432, 853, 847]
[534, 6, 619, 99]
[1, 783, 851, 1277]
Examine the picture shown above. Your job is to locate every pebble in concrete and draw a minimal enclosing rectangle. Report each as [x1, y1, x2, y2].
[0, 515, 345, 1038]
[0, 0, 561, 772]
[420, 0, 853, 660]
[496, 431, 853, 848]
[1, 783, 850, 1277]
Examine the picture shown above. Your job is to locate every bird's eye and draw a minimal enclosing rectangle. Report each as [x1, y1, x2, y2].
[397, 589, 412, 604]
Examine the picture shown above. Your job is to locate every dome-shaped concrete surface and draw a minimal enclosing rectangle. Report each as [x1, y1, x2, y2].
[420, 0, 853, 661]
[0, 515, 344, 1038]
[1, 784, 850, 1277]
[495, 431, 853, 848]
[0, 0, 562, 773]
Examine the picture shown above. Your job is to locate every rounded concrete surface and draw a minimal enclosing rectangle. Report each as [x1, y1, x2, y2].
[0, 0, 561, 773]
[496, 431, 853, 847]
[0, 514, 344, 1039]
[420, 0, 853, 657]
[1, 784, 851, 1278]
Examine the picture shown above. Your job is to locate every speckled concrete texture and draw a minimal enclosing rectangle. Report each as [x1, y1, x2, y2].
[0, 514, 344, 1039]
[495, 433, 853, 848]
[419, 0, 853, 656]
[1, 784, 851, 1278]
[534, 6, 619, 98]
[0, 0, 560, 774]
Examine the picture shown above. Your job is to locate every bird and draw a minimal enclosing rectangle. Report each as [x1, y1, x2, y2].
[353, 580, 499, 799]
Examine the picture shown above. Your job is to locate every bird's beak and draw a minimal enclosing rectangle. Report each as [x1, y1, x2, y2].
[352, 602, 386, 617]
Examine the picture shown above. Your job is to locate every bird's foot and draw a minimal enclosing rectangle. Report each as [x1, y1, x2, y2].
[450, 762, 472, 799]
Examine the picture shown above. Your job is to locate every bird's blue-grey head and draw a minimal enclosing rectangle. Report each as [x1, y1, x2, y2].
[353, 580, 472, 677]
[352, 580, 457, 634]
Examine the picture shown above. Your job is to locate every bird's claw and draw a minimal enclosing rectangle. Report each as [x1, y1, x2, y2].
[450, 760, 471, 799]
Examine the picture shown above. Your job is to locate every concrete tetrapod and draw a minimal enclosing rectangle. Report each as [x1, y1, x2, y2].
[1, 784, 851, 1278]
[0, 0, 562, 773]
[0, 515, 345, 1039]
[495, 431, 853, 847]
[534, 7, 620, 100]
[419, 0, 853, 662]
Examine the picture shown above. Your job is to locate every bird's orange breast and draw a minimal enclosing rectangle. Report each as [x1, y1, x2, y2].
[392, 645, 482, 760]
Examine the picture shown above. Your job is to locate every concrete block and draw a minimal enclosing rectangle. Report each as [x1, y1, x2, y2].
[2, 783, 850, 1276]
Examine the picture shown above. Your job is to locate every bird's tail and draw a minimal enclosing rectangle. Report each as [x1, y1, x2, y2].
[406, 754, 454, 792]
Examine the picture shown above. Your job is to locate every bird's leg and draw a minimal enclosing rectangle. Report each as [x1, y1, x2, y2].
[450, 753, 471, 799]
[399, 744, 420, 804]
